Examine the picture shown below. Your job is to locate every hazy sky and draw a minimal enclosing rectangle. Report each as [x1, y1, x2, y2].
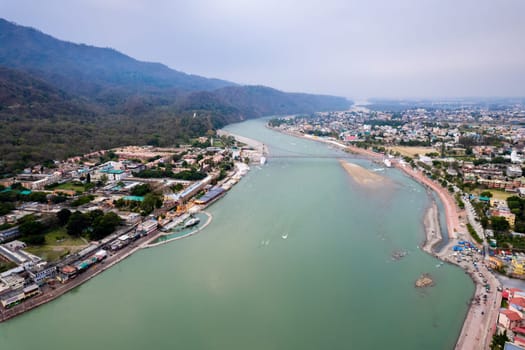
[1, 0, 524, 99]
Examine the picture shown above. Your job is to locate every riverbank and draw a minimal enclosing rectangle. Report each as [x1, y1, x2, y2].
[270, 126, 501, 350]
[399, 163, 503, 349]
[397, 164, 462, 239]
[0, 119, 479, 350]
[0, 225, 145, 323]
[217, 129, 268, 155]
[143, 211, 213, 248]
[397, 161, 503, 350]
[0, 133, 255, 323]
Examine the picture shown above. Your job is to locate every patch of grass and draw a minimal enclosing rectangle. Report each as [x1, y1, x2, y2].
[54, 182, 86, 193]
[467, 223, 483, 244]
[212, 140, 225, 147]
[472, 189, 513, 201]
[71, 195, 95, 207]
[25, 227, 87, 262]
[25, 246, 67, 262]
[0, 261, 17, 273]
[44, 227, 86, 246]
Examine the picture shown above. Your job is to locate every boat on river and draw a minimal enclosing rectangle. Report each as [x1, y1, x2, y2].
[184, 217, 200, 228]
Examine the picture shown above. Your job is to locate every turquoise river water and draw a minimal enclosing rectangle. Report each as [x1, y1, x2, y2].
[0, 119, 473, 349]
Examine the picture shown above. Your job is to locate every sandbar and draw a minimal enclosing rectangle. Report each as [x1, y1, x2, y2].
[339, 160, 388, 187]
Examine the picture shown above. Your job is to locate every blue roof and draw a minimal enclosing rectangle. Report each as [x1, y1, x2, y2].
[122, 196, 144, 202]
[101, 169, 125, 174]
[504, 343, 525, 350]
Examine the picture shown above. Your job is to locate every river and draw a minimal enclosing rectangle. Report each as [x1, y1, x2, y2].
[0, 119, 473, 349]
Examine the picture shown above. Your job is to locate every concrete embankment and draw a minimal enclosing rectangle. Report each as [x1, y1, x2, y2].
[0, 211, 214, 323]
[0, 233, 145, 323]
[143, 211, 213, 248]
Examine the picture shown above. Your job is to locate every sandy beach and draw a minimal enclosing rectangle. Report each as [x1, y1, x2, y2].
[217, 129, 267, 154]
[399, 164, 462, 238]
[421, 201, 443, 254]
[339, 160, 389, 187]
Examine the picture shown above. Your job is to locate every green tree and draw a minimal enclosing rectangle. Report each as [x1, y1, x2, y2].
[491, 216, 510, 232]
[50, 194, 68, 204]
[0, 202, 15, 216]
[19, 218, 45, 236]
[141, 193, 163, 215]
[171, 183, 184, 192]
[480, 216, 489, 229]
[131, 184, 151, 196]
[99, 174, 108, 185]
[56, 208, 71, 226]
[88, 209, 104, 223]
[10, 183, 26, 191]
[490, 330, 509, 350]
[71, 195, 95, 207]
[480, 191, 493, 198]
[66, 211, 90, 237]
[23, 234, 46, 245]
[91, 212, 121, 240]
[26, 192, 48, 203]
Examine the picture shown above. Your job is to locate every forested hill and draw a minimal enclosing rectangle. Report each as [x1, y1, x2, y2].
[0, 18, 351, 175]
[0, 18, 234, 99]
[0, 66, 95, 117]
[178, 85, 351, 120]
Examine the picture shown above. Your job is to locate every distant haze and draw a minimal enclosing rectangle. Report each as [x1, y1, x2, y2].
[1, 0, 524, 99]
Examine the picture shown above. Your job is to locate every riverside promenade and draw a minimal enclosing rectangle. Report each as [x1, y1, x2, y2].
[0, 210, 214, 323]
[0, 132, 257, 323]
[0, 226, 146, 323]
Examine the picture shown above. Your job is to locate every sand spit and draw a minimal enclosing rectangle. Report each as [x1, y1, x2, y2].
[339, 160, 389, 187]
[421, 201, 443, 254]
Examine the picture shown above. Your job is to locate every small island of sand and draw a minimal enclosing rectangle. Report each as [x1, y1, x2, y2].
[339, 160, 389, 187]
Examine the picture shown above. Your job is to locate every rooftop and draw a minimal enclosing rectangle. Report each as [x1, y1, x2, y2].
[501, 309, 522, 321]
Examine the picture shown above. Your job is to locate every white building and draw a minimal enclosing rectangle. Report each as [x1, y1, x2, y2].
[507, 165, 523, 178]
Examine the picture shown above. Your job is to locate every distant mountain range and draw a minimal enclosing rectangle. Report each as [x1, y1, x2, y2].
[0, 18, 351, 174]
